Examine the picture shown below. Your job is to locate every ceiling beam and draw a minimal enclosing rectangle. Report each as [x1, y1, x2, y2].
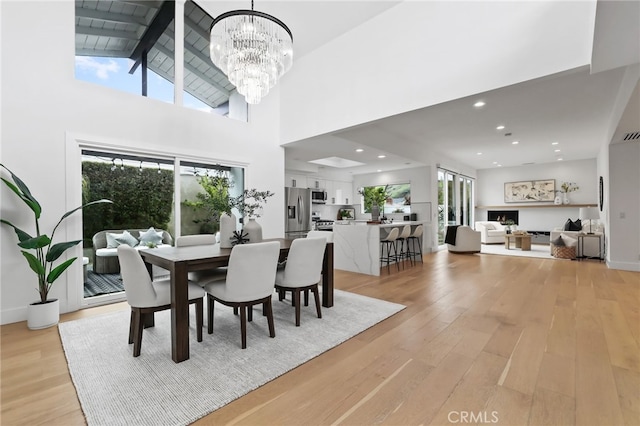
[75, 48, 132, 58]
[76, 26, 140, 41]
[114, 0, 162, 9]
[129, 0, 175, 74]
[152, 43, 230, 97]
[163, 25, 227, 82]
[75, 7, 149, 26]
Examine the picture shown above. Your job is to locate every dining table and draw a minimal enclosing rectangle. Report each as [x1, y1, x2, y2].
[139, 238, 334, 363]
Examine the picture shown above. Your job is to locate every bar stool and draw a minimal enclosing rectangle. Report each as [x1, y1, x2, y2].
[406, 225, 424, 264]
[380, 227, 400, 273]
[396, 225, 413, 267]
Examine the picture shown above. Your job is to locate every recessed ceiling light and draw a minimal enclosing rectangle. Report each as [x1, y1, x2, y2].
[493, 161, 498, 164]
[377, 169, 382, 172]
[377, 155, 386, 159]
[477, 152, 483, 155]
[554, 149, 561, 152]
[496, 125, 505, 130]
[497, 164, 502, 167]
[355, 148, 364, 152]
[512, 141, 519, 145]
[473, 101, 486, 108]
[551, 142, 559, 145]
[557, 158, 563, 161]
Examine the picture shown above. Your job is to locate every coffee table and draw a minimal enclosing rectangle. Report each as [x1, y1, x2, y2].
[505, 234, 532, 251]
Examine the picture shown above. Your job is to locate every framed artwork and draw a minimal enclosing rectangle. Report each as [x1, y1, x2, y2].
[504, 179, 555, 203]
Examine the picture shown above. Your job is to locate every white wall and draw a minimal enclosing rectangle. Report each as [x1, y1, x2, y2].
[280, 1, 596, 143]
[608, 141, 640, 271]
[476, 159, 598, 231]
[0, 2, 284, 324]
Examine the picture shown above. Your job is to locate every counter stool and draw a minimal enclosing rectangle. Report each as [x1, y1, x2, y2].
[380, 227, 400, 273]
[406, 225, 424, 264]
[396, 225, 413, 267]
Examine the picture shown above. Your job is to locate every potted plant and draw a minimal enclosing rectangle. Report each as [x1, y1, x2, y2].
[1, 164, 112, 329]
[504, 219, 515, 234]
[559, 181, 579, 204]
[359, 186, 389, 222]
[182, 173, 233, 234]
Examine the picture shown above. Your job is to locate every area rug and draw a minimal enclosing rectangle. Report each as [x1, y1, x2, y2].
[83, 270, 124, 297]
[480, 243, 554, 259]
[59, 290, 405, 426]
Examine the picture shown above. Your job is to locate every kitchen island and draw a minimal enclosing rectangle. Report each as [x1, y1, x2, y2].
[333, 221, 426, 276]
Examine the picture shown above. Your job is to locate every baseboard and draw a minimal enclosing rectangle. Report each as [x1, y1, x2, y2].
[0, 306, 27, 325]
[606, 260, 640, 272]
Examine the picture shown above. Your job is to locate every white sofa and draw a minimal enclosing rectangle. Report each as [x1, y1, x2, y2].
[475, 221, 507, 244]
[447, 225, 481, 253]
[550, 219, 604, 258]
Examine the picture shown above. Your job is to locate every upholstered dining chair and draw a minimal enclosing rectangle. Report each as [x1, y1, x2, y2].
[274, 237, 327, 326]
[204, 241, 280, 349]
[175, 234, 227, 286]
[306, 230, 334, 243]
[117, 245, 204, 357]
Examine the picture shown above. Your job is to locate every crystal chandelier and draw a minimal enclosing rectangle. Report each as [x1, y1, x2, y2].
[209, 1, 293, 105]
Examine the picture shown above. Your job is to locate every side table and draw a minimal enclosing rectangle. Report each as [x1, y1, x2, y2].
[577, 234, 604, 261]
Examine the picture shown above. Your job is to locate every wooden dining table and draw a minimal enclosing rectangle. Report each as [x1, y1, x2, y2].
[139, 238, 334, 363]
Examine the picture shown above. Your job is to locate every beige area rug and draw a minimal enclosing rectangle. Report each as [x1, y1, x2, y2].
[58, 290, 405, 426]
[480, 242, 555, 259]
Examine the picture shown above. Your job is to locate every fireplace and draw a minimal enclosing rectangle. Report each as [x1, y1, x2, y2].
[487, 210, 519, 225]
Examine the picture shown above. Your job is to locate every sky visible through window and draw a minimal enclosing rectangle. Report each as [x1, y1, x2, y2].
[75, 56, 221, 114]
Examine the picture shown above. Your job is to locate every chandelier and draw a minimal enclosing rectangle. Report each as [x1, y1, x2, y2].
[209, 1, 293, 105]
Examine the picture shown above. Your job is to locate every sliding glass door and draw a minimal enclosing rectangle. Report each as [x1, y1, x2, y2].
[438, 169, 475, 245]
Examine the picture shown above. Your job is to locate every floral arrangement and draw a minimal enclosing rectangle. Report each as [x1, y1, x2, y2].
[560, 182, 579, 193]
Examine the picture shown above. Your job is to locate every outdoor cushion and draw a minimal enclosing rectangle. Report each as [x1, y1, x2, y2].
[115, 230, 138, 247]
[139, 227, 164, 246]
[106, 232, 126, 248]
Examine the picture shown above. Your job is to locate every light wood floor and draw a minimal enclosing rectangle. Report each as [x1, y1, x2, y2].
[2, 250, 639, 425]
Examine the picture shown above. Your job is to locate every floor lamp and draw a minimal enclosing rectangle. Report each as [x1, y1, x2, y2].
[579, 207, 599, 234]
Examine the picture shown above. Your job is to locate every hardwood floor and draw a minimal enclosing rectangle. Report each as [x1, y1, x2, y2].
[2, 250, 639, 425]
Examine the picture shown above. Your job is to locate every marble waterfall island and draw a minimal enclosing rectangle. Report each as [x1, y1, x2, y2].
[333, 221, 424, 276]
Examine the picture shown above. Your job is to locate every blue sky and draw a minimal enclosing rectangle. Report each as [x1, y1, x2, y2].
[74, 56, 218, 113]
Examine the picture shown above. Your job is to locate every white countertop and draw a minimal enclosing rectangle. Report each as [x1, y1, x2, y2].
[334, 220, 425, 228]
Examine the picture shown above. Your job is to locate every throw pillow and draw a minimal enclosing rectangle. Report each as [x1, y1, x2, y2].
[484, 223, 495, 230]
[115, 230, 138, 247]
[551, 236, 565, 247]
[560, 233, 578, 247]
[106, 232, 125, 249]
[563, 218, 582, 231]
[139, 227, 164, 246]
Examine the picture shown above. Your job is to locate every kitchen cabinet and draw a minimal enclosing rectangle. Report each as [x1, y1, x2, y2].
[307, 177, 326, 190]
[286, 173, 308, 188]
[335, 181, 354, 205]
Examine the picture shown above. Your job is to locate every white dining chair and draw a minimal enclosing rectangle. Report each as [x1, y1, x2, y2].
[117, 245, 204, 357]
[175, 234, 227, 286]
[204, 241, 280, 349]
[306, 230, 334, 243]
[275, 238, 326, 326]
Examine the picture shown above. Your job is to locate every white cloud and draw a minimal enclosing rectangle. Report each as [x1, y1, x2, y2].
[75, 57, 120, 80]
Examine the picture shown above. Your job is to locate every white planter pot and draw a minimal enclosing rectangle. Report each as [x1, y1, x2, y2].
[219, 212, 236, 248]
[243, 218, 263, 243]
[27, 299, 59, 330]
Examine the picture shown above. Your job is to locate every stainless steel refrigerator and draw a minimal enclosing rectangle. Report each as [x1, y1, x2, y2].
[285, 187, 312, 238]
